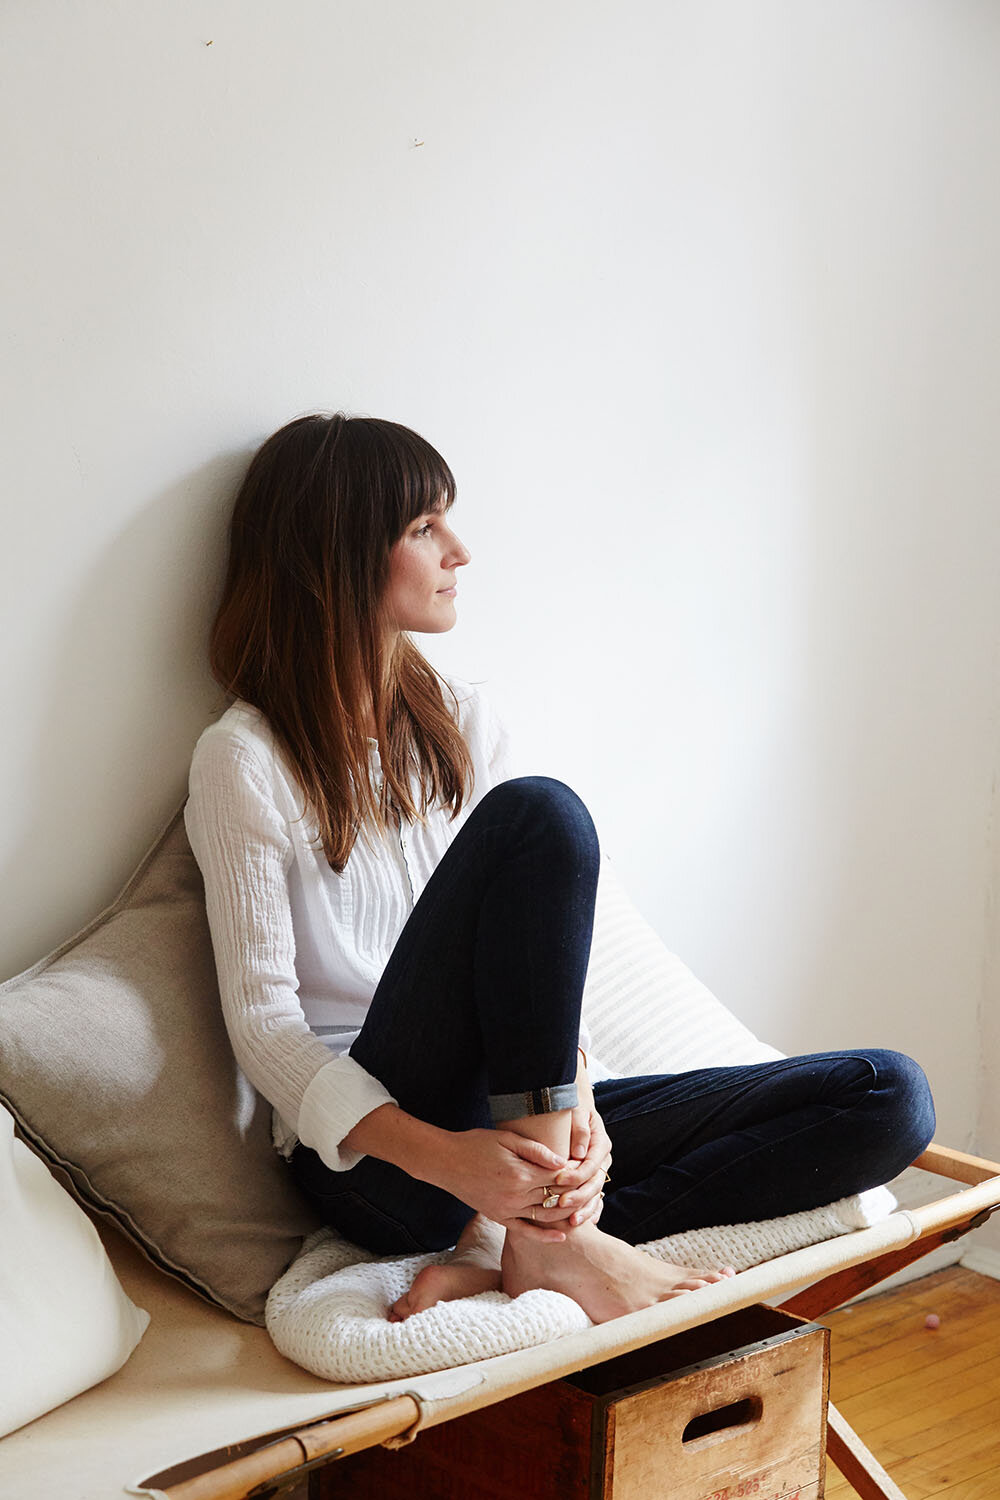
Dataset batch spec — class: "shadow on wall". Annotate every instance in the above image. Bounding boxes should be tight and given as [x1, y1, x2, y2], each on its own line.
[1, 449, 250, 980]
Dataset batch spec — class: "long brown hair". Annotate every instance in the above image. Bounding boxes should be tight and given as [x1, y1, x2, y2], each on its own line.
[209, 413, 473, 870]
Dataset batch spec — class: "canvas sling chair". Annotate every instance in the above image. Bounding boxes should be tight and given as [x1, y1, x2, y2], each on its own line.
[1, 817, 997, 1500]
[0, 1151, 994, 1499]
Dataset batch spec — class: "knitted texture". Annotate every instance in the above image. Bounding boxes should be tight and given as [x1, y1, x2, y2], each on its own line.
[638, 1184, 896, 1271]
[265, 1232, 590, 1382]
[265, 1185, 896, 1382]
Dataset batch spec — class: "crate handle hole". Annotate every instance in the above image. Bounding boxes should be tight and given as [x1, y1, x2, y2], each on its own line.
[682, 1396, 763, 1445]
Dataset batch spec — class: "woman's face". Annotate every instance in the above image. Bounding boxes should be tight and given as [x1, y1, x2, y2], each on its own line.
[384, 505, 471, 635]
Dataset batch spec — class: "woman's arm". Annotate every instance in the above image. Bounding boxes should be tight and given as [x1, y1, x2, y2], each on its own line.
[186, 725, 396, 1172]
[343, 1051, 609, 1231]
[343, 1101, 590, 1233]
[189, 711, 607, 1218]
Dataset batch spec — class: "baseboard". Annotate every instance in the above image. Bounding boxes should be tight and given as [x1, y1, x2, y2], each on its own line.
[959, 1244, 1000, 1281]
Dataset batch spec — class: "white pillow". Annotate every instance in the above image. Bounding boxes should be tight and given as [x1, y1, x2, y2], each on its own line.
[0, 1104, 150, 1438]
[583, 860, 783, 1078]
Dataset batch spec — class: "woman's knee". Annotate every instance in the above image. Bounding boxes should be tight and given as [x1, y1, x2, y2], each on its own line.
[482, 776, 599, 863]
[868, 1049, 936, 1159]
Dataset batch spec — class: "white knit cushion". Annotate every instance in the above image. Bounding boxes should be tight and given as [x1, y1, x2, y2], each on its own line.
[265, 1232, 590, 1383]
[639, 1185, 897, 1271]
[266, 1186, 896, 1383]
[0, 1103, 149, 1438]
[583, 860, 783, 1076]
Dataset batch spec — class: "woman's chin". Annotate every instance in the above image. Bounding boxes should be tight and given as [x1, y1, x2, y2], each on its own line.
[412, 608, 459, 634]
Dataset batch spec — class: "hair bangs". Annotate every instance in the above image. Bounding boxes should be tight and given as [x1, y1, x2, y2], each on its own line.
[382, 421, 457, 534]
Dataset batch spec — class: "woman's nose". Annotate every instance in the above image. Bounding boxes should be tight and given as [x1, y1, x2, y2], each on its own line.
[447, 532, 471, 568]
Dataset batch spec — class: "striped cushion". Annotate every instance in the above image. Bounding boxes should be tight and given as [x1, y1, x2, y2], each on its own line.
[583, 860, 782, 1078]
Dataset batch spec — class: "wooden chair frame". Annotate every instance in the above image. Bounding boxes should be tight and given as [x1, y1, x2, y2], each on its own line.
[159, 1143, 1000, 1500]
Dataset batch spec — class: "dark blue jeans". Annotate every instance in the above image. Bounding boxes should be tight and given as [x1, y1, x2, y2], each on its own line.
[290, 778, 935, 1254]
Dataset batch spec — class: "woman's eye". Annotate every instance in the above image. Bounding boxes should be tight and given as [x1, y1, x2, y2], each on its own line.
[415, 522, 433, 537]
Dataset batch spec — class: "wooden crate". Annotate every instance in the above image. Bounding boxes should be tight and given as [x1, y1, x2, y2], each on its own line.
[313, 1305, 829, 1500]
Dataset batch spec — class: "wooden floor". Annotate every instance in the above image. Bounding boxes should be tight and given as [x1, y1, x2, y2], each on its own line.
[822, 1266, 1000, 1499]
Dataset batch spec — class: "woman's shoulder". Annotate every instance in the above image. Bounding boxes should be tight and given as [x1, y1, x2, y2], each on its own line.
[189, 700, 279, 784]
[441, 674, 496, 734]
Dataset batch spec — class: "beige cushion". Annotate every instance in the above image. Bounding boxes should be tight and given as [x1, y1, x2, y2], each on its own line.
[0, 812, 319, 1326]
[0, 1103, 149, 1438]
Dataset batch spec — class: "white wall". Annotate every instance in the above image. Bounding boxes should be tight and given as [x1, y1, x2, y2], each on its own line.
[3, 4, 998, 1178]
[969, 752, 1000, 1261]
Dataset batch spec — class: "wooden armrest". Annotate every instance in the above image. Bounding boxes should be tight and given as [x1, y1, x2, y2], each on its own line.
[912, 1143, 1000, 1185]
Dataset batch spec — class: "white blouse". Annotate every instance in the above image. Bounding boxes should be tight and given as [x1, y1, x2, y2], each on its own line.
[185, 680, 591, 1172]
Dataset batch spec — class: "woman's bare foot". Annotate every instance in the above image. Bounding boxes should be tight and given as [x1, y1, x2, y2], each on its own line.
[501, 1221, 735, 1324]
[389, 1214, 504, 1322]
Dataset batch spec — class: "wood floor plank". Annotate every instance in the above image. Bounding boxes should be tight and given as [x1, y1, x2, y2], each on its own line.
[892, 1426, 1000, 1492]
[927, 1474, 1000, 1500]
[833, 1352, 1000, 1429]
[831, 1334, 998, 1404]
[859, 1381, 1000, 1459]
[821, 1267, 1000, 1500]
[857, 1380, 1000, 1452]
[827, 1269, 993, 1347]
[829, 1279, 998, 1355]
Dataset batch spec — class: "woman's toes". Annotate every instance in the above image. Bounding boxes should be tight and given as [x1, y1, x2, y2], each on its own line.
[386, 1259, 504, 1323]
[668, 1269, 733, 1294]
[401, 1267, 440, 1315]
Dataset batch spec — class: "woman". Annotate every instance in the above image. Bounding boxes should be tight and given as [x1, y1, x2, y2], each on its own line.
[186, 412, 935, 1325]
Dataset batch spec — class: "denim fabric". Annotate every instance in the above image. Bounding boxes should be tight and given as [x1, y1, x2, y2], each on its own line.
[290, 776, 601, 1253]
[289, 778, 936, 1256]
[348, 777, 600, 1124]
[593, 1050, 935, 1244]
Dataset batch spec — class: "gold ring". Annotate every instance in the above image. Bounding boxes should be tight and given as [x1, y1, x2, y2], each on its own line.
[529, 1207, 536, 1222]
[542, 1193, 560, 1209]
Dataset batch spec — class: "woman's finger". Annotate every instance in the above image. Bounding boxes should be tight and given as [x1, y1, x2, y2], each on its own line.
[555, 1189, 605, 1230]
[553, 1155, 612, 1212]
[504, 1216, 567, 1243]
[580, 1192, 605, 1227]
[500, 1131, 567, 1173]
[554, 1137, 612, 1192]
[569, 1106, 591, 1162]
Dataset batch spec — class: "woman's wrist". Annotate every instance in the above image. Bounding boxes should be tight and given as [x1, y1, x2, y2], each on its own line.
[341, 1103, 451, 1184]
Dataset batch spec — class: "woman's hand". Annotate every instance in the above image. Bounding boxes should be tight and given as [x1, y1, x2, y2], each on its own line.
[430, 1128, 573, 1241]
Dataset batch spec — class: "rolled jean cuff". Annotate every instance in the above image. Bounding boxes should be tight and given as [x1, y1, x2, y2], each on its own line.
[489, 1082, 579, 1123]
